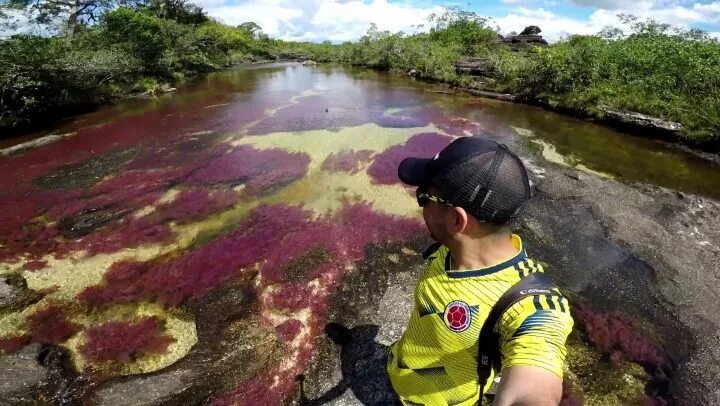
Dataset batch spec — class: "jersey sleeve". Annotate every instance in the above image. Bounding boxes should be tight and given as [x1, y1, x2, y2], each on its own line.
[497, 292, 573, 378]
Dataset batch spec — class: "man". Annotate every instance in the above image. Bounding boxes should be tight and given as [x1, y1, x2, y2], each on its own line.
[387, 137, 573, 406]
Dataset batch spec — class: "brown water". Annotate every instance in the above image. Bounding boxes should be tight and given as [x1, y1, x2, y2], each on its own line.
[0, 63, 717, 403]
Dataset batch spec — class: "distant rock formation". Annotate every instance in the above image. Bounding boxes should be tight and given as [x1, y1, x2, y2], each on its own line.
[502, 26, 549, 50]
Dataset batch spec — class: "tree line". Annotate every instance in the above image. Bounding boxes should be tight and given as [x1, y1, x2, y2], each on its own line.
[0, 0, 275, 132]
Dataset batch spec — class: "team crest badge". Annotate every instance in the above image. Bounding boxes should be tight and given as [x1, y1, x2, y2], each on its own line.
[444, 300, 472, 332]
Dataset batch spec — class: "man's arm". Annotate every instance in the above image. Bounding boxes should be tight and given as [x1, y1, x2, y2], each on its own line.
[494, 292, 573, 406]
[492, 365, 562, 406]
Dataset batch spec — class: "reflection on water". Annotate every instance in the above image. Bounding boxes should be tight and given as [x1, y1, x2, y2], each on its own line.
[0, 63, 717, 403]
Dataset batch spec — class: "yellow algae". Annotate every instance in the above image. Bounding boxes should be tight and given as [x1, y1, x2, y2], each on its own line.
[23, 244, 176, 300]
[511, 126, 535, 137]
[0, 310, 31, 337]
[232, 122, 441, 170]
[265, 169, 419, 218]
[531, 139, 571, 167]
[66, 302, 197, 376]
[0, 261, 26, 275]
[530, 139, 614, 179]
[171, 200, 259, 248]
[575, 164, 614, 179]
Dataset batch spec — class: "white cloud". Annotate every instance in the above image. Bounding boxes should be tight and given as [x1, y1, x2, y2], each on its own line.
[205, 0, 304, 36]
[203, 0, 442, 42]
[306, 0, 443, 41]
[494, 2, 720, 42]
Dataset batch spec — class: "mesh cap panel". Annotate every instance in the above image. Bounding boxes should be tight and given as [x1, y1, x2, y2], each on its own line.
[432, 148, 531, 225]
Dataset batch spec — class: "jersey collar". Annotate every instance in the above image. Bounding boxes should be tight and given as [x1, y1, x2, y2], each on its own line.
[444, 234, 527, 278]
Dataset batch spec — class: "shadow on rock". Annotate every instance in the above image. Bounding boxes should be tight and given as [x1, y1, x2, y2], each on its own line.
[300, 322, 398, 406]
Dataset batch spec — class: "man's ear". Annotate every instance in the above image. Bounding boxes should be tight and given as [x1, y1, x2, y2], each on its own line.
[449, 207, 469, 234]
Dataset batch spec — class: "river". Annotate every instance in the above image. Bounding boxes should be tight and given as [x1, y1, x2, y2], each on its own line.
[1, 63, 718, 405]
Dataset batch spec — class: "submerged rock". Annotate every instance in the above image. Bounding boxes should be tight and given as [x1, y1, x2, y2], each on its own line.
[599, 105, 684, 135]
[0, 133, 74, 157]
[0, 344, 48, 401]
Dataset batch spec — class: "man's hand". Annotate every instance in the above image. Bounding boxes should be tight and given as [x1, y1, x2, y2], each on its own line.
[492, 365, 562, 406]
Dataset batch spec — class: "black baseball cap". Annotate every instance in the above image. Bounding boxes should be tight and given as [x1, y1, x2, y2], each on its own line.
[398, 137, 532, 225]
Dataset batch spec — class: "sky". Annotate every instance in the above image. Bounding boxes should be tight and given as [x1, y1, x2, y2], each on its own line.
[192, 0, 720, 42]
[3, 0, 720, 41]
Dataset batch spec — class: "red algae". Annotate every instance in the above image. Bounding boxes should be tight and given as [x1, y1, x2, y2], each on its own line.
[81, 317, 175, 363]
[191, 145, 311, 195]
[276, 319, 302, 343]
[0, 335, 31, 354]
[573, 303, 667, 369]
[80, 202, 421, 308]
[573, 302, 672, 404]
[153, 187, 240, 224]
[211, 367, 297, 406]
[27, 305, 79, 345]
[321, 150, 374, 174]
[23, 260, 48, 271]
[366, 132, 453, 185]
[64, 216, 174, 256]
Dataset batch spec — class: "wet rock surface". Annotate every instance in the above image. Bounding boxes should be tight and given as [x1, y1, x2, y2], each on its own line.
[0, 344, 47, 401]
[0, 275, 43, 313]
[514, 145, 719, 404]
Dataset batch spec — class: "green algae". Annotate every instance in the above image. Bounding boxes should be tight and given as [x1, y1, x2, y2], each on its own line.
[565, 333, 649, 405]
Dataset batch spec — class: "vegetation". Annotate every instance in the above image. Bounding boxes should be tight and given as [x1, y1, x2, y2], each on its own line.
[1, 3, 719, 144]
[282, 11, 720, 144]
[0, 0, 274, 131]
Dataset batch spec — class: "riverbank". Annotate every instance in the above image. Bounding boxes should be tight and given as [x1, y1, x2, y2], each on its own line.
[283, 11, 720, 151]
[0, 4, 276, 137]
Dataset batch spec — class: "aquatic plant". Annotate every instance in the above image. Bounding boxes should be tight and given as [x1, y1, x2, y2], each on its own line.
[367, 132, 453, 184]
[65, 215, 174, 256]
[321, 150, 374, 174]
[191, 145, 311, 195]
[23, 260, 48, 271]
[573, 303, 667, 369]
[275, 319, 302, 343]
[80, 316, 176, 363]
[573, 302, 671, 403]
[27, 304, 79, 344]
[80, 202, 421, 307]
[0, 336, 31, 354]
[153, 187, 240, 224]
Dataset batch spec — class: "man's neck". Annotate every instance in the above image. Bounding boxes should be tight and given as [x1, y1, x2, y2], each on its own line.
[447, 233, 518, 271]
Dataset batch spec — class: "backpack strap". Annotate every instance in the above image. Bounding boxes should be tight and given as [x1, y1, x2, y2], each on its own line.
[477, 272, 558, 398]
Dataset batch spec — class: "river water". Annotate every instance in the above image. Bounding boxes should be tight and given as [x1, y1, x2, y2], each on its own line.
[0, 63, 718, 404]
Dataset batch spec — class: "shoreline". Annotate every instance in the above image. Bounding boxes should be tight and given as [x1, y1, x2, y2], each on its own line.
[2, 61, 719, 166]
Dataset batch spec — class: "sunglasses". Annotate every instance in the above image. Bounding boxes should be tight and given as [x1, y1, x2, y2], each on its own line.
[416, 188, 454, 208]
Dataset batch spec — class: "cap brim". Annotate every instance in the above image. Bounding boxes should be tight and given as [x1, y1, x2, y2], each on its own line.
[398, 157, 431, 186]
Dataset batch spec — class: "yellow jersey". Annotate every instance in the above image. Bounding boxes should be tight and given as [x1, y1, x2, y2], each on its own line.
[387, 235, 573, 406]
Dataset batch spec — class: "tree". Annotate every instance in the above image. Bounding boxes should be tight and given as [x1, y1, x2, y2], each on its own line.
[1, 0, 128, 40]
[141, 0, 207, 25]
[238, 21, 261, 38]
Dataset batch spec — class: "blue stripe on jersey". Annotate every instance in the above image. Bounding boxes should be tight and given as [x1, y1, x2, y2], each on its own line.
[445, 249, 528, 278]
[511, 310, 564, 339]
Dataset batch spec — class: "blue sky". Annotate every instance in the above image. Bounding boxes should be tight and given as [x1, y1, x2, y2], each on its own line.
[4, 0, 720, 41]
[191, 0, 720, 42]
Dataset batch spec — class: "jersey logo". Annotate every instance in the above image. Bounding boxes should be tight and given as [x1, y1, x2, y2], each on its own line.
[444, 301, 472, 333]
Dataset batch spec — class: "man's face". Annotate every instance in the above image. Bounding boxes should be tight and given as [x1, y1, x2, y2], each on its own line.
[421, 185, 451, 244]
